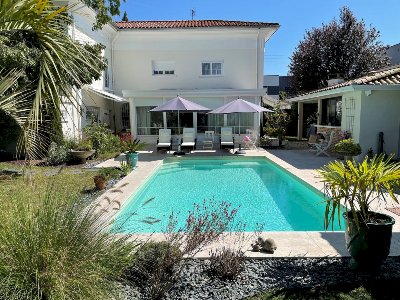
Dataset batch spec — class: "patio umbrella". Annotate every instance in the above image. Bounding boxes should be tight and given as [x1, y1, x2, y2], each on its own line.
[150, 96, 210, 135]
[209, 98, 273, 154]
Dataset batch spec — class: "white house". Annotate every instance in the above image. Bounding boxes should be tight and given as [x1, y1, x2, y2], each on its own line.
[62, 3, 279, 145]
[289, 66, 400, 160]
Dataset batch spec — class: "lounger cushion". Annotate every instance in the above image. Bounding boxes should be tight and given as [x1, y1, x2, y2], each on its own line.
[157, 142, 171, 147]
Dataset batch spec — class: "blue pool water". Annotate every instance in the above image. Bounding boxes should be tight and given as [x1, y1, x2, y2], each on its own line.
[113, 157, 344, 233]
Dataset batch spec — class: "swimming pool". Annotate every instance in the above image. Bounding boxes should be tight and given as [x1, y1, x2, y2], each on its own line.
[113, 157, 344, 233]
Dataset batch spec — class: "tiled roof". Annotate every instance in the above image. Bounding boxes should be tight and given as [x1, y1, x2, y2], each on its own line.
[114, 20, 279, 30]
[297, 65, 400, 97]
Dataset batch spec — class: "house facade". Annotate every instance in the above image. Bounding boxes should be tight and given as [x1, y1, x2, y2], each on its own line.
[62, 2, 279, 144]
[289, 66, 400, 160]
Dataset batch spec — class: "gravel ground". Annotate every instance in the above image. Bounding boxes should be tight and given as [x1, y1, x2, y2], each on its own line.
[119, 257, 400, 300]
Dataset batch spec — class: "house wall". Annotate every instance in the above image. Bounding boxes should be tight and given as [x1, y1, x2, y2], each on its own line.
[341, 91, 362, 144]
[359, 90, 400, 158]
[113, 30, 264, 93]
[61, 5, 119, 136]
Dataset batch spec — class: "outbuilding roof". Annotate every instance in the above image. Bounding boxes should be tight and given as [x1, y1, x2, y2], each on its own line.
[296, 65, 400, 98]
[114, 20, 279, 30]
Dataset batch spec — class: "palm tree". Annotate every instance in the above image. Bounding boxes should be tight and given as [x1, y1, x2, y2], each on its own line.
[0, 0, 104, 160]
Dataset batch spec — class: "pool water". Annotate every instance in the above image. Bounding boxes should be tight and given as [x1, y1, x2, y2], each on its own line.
[113, 157, 344, 233]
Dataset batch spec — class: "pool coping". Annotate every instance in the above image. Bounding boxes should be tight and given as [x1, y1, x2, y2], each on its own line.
[93, 149, 400, 258]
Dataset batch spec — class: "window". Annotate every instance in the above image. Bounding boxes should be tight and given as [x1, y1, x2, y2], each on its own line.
[136, 106, 163, 135]
[121, 103, 130, 130]
[201, 62, 223, 76]
[152, 61, 175, 75]
[104, 70, 110, 88]
[321, 97, 342, 126]
[86, 106, 99, 125]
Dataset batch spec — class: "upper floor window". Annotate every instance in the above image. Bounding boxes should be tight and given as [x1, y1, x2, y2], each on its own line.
[152, 61, 175, 75]
[201, 61, 223, 76]
[104, 70, 110, 88]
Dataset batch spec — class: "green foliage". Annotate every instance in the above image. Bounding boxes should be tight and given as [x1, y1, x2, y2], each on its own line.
[289, 7, 390, 93]
[264, 106, 290, 142]
[0, 181, 136, 299]
[119, 160, 133, 176]
[318, 155, 400, 230]
[122, 11, 128, 21]
[127, 241, 182, 282]
[0, 109, 20, 149]
[121, 137, 146, 153]
[74, 139, 93, 151]
[0, 0, 106, 161]
[83, 121, 121, 157]
[82, 0, 127, 30]
[334, 138, 362, 155]
[97, 167, 122, 180]
[209, 247, 245, 279]
[46, 142, 68, 165]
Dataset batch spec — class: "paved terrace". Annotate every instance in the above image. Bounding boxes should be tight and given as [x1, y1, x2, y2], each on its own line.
[93, 147, 400, 258]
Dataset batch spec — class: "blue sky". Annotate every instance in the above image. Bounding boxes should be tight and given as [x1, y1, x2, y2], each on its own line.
[115, 0, 399, 76]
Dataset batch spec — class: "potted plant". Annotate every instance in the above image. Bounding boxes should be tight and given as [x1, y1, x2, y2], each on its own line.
[93, 167, 122, 190]
[120, 137, 146, 168]
[334, 138, 362, 161]
[318, 155, 400, 271]
[69, 139, 95, 164]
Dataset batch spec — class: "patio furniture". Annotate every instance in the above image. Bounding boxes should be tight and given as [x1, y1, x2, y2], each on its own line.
[313, 131, 334, 156]
[243, 129, 257, 150]
[156, 129, 172, 151]
[180, 127, 196, 151]
[220, 127, 235, 149]
[203, 131, 214, 150]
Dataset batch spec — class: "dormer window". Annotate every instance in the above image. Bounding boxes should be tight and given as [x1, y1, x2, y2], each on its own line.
[153, 61, 175, 75]
[201, 61, 223, 76]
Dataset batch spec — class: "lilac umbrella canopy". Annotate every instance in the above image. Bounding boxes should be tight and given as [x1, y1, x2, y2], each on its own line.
[209, 98, 273, 114]
[209, 98, 272, 134]
[150, 96, 210, 112]
[150, 96, 210, 135]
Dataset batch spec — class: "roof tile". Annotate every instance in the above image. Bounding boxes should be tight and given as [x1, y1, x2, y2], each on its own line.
[114, 20, 279, 30]
[296, 65, 400, 97]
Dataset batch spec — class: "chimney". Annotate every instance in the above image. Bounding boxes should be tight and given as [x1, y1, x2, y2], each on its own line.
[327, 73, 345, 86]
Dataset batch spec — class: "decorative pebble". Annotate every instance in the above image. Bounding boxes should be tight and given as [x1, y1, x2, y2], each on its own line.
[119, 257, 400, 300]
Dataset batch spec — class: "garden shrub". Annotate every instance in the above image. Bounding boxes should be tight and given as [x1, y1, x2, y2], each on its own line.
[126, 241, 182, 300]
[46, 142, 68, 165]
[98, 167, 123, 180]
[209, 247, 245, 279]
[0, 185, 136, 300]
[127, 241, 182, 281]
[83, 121, 121, 157]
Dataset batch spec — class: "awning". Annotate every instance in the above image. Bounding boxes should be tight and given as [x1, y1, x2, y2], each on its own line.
[84, 86, 128, 102]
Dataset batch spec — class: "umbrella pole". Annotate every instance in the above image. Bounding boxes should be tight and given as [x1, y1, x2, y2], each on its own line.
[235, 112, 246, 155]
[174, 109, 185, 155]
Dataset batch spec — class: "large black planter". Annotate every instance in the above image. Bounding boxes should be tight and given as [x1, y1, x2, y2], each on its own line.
[344, 211, 395, 271]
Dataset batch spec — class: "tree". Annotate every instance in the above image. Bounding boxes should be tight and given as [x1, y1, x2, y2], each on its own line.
[83, 0, 126, 30]
[289, 7, 390, 93]
[264, 106, 291, 146]
[122, 10, 128, 22]
[0, 0, 105, 160]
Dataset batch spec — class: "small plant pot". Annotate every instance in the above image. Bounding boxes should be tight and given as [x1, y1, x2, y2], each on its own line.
[93, 175, 107, 190]
[126, 152, 139, 168]
[344, 211, 395, 271]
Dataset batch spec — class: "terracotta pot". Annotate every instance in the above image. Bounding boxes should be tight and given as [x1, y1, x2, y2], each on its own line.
[93, 175, 106, 190]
